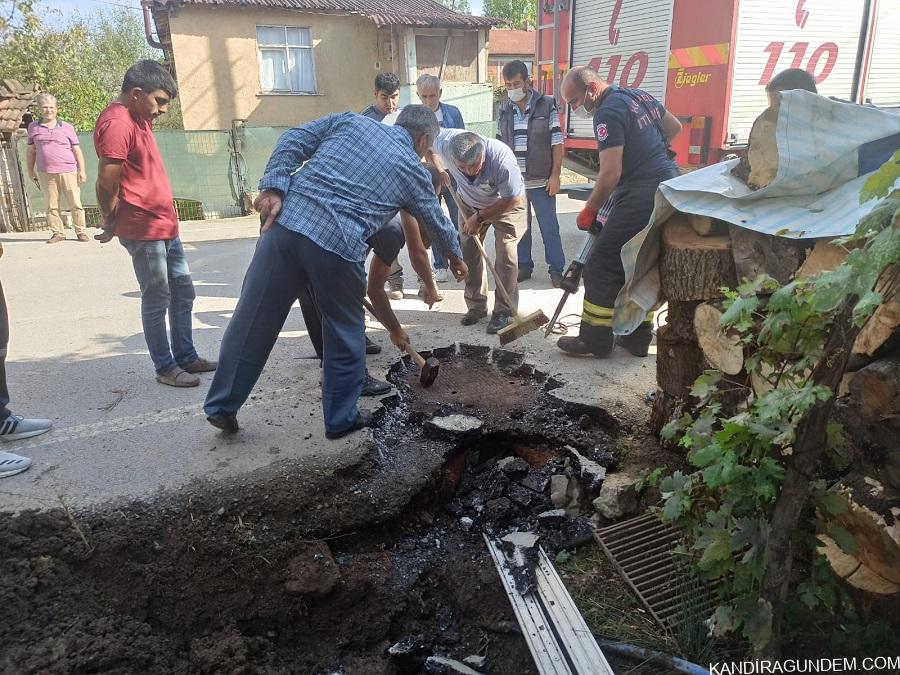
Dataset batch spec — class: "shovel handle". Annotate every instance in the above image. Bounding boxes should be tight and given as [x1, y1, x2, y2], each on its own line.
[406, 345, 426, 368]
[446, 185, 518, 316]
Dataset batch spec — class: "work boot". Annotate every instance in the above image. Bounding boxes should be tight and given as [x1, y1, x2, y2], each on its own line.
[517, 268, 533, 283]
[361, 373, 391, 397]
[460, 309, 488, 326]
[365, 336, 382, 355]
[46, 233, 65, 244]
[0, 414, 52, 442]
[207, 412, 239, 434]
[616, 323, 654, 357]
[0, 451, 32, 478]
[325, 410, 373, 440]
[388, 276, 404, 300]
[180, 357, 218, 373]
[550, 270, 564, 288]
[486, 312, 510, 334]
[557, 335, 613, 358]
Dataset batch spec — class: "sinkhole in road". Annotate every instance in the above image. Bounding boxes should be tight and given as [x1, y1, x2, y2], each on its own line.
[1, 345, 625, 675]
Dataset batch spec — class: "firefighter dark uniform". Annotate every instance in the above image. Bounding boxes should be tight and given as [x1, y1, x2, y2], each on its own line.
[558, 86, 678, 357]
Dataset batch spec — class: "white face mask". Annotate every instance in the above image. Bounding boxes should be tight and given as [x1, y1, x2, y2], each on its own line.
[507, 87, 527, 103]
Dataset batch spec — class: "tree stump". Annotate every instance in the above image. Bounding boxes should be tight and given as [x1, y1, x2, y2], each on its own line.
[687, 213, 729, 237]
[746, 106, 779, 189]
[854, 264, 900, 356]
[657, 301, 706, 398]
[847, 356, 900, 421]
[693, 302, 744, 375]
[660, 215, 737, 302]
[818, 475, 900, 596]
[729, 224, 808, 286]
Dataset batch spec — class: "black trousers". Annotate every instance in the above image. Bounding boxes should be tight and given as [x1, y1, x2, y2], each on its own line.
[579, 177, 670, 346]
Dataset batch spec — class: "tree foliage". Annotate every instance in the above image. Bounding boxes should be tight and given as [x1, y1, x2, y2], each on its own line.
[435, 0, 471, 14]
[483, 0, 536, 29]
[0, 0, 181, 130]
[658, 152, 900, 655]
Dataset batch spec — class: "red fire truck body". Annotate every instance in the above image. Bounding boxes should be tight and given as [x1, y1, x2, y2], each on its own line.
[535, 0, 899, 166]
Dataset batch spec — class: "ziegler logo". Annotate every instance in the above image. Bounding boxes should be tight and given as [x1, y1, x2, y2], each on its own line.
[608, 0, 623, 45]
[795, 0, 810, 28]
[674, 69, 712, 88]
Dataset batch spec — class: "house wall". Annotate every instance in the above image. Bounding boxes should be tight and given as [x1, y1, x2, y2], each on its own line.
[166, 6, 384, 130]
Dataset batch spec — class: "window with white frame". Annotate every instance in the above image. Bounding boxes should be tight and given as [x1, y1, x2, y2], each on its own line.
[256, 26, 317, 94]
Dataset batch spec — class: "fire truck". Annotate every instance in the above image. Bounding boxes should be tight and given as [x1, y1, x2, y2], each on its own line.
[535, 0, 900, 167]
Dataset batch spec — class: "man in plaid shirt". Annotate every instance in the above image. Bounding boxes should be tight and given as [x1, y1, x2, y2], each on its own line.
[204, 106, 467, 439]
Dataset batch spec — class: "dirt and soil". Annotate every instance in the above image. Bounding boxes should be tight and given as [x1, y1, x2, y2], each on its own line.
[1, 348, 679, 675]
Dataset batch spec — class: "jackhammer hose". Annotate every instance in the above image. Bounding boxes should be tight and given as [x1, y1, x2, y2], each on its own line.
[593, 636, 711, 675]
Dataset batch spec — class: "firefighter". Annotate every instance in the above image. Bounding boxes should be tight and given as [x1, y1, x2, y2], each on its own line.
[557, 66, 682, 357]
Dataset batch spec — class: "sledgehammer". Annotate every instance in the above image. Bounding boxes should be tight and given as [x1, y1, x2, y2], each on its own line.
[361, 297, 440, 388]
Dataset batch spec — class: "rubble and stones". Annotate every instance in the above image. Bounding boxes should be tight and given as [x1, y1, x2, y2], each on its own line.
[593, 472, 639, 520]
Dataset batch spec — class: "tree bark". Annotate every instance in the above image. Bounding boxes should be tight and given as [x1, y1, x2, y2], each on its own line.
[847, 356, 900, 421]
[660, 215, 737, 302]
[729, 224, 808, 286]
[657, 301, 707, 398]
[757, 300, 862, 658]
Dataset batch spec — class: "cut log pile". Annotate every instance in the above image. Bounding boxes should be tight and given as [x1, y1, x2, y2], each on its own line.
[654, 105, 900, 598]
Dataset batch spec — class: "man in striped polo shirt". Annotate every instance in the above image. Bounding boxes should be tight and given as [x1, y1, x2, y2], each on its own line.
[497, 60, 566, 288]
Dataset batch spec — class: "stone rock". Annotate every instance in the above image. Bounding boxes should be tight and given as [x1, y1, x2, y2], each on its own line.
[565, 445, 607, 495]
[497, 456, 529, 480]
[459, 516, 474, 532]
[507, 484, 536, 507]
[463, 655, 487, 669]
[424, 656, 485, 674]
[537, 509, 567, 526]
[483, 497, 516, 525]
[387, 636, 431, 671]
[550, 474, 569, 508]
[426, 414, 484, 433]
[592, 473, 638, 520]
[521, 471, 550, 493]
[284, 541, 340, 596]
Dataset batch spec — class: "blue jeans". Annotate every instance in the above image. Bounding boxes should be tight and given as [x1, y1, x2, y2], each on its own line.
[120, 237, 198, 375]
[432, 186, 460, 270]
[204, 223, 366, 434]
[518, 186, 566, 274]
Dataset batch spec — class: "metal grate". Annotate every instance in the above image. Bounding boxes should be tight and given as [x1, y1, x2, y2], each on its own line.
[594, 512, 715, 633]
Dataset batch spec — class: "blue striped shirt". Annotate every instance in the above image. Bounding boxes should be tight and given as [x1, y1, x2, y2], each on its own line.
[259, 112, 462, 263]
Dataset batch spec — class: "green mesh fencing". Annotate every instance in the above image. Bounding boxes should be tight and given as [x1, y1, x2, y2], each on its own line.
[18, 120, 496, 229]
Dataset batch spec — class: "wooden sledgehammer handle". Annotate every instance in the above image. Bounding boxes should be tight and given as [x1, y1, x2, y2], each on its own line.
[405, 345, 427, 368]
[361, 295, 427, 366]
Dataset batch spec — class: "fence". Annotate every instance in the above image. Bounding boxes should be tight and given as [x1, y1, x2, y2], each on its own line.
[15, 119, 498, 230]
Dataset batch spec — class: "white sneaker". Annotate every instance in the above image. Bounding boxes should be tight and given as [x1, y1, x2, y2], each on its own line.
[0, 451, 32, 478]
[434, 268, 449, 283]
[0, 414, 52, 441]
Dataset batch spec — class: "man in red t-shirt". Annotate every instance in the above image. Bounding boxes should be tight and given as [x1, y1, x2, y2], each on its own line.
[94, 60, 216, 387]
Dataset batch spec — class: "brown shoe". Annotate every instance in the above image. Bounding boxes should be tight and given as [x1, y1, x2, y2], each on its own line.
[76, 233, 90, 242]
[180, 357, 218, 374]
[46, 234, 65, 244]
[156, 367, 200, 387]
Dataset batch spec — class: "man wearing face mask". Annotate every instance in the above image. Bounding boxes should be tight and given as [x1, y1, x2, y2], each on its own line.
[557, 66, 681, 358]
[497, 60, 566, 287]
[431, 130, 526, 334]
[204, 106, 465, 439]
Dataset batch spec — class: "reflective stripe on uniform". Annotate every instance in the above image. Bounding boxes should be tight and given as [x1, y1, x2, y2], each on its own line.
[583, 300, 614, 326]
